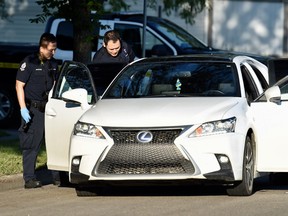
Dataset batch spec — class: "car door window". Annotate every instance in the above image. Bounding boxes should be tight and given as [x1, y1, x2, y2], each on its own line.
[249, 64, 269, 91]
[114, 23, 173, 58]
[57, 21, 100, 51]
[241, 65, 259, 103]
[87, 62, 126, 96]
[54, 62, 97, 104]
[279, 81, 288, 101]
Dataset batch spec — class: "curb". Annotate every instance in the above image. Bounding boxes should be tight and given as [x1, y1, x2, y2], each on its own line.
[0, 130, 59, 191]
[0, 173, 23, 191]
[0, 129, 22, 191]
[0, 130, 58, 191]
[0, 168, 56, 192]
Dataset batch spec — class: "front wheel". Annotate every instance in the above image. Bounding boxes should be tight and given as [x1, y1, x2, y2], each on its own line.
[226, 136, 254, 196]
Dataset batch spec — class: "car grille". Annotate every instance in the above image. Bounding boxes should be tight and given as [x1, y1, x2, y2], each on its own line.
[96, 128, 195, 176]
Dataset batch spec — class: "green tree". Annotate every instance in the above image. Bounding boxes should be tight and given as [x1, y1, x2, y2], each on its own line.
[151, 0, 207, 24]
[1, 0, 207, 63]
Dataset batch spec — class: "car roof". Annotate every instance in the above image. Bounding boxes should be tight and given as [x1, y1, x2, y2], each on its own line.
[46, 13, 163, 29]
[134, 54, 242, 64]
[100, 12, 167, 22]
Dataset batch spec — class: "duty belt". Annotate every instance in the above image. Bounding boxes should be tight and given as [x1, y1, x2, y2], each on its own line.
[26, 99, 47, 112]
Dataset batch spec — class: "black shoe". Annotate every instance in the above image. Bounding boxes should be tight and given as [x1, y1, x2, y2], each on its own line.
[25, 179, 42, 189]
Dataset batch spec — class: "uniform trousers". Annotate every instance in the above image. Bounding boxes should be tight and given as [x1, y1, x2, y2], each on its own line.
[18, 106, 44, 182]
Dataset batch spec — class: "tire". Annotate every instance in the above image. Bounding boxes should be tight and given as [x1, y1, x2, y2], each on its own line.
[226, 136, 254, 196]
[0, 89, 20, 128]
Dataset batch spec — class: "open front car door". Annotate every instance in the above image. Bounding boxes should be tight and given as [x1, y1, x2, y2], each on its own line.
[251, 75, 288, 172]
[45, 61, 97, 171]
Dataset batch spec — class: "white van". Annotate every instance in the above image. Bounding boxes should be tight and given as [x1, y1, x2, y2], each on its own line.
[46, 13, 213, 62]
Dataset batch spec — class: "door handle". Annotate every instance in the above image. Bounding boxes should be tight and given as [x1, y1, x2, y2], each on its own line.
[45, 108, 57, 117]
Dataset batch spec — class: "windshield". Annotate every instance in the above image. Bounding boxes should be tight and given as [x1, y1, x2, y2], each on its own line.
[149, 19, 209, 50]
[103, 61, 240, 99]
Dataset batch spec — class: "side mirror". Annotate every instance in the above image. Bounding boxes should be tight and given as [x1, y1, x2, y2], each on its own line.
[264, 86, 281, 104]
[62, 88, 90, 109]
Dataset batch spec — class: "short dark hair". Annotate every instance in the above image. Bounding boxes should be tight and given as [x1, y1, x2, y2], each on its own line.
[39, 33, 57, 48]
[103, 30, 121, 45]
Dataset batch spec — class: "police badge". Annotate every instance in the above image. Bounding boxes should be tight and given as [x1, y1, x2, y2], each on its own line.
[20, 62, 26, 71]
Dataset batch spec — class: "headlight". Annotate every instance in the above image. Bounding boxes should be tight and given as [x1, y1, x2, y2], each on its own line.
[74, 122, 105, 139]
[189, 117, 236, 137]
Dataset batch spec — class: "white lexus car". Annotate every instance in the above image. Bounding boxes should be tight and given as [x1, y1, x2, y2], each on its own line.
[45, 54, 288, 196]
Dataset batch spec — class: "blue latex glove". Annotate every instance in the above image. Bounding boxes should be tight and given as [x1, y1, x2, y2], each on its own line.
[20, 107, 31, 123]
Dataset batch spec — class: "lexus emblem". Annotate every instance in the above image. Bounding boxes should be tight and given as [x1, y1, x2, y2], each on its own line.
[136, 131, 153, 143]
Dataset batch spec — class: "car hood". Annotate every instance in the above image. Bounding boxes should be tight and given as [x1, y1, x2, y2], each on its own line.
[80, 97, 241, 127]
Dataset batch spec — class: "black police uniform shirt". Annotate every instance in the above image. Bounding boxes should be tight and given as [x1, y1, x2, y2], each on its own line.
[92, 41, 135, 63]
[16, 53, 58, 102]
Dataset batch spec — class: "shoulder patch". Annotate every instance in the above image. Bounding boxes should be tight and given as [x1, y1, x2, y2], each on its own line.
[20, 62, 26, 71]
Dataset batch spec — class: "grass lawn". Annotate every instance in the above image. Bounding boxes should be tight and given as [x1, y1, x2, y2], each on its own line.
[0, 132, 47, 177]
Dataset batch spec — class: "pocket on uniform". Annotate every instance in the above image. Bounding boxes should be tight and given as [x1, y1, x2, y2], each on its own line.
[18, 127, 34, 150]
[38, 102, 47, 112]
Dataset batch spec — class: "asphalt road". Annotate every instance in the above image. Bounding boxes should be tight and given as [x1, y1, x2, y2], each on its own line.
[1, 130, 288, 216]
[1, 172, 288, 216]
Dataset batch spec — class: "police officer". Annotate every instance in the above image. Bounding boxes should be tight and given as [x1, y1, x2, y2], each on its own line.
[92, 30, 135, 64]
[15, 33, 59, 189]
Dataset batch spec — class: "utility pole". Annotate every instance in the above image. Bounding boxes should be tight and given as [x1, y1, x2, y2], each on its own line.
[284, 0, 288, 56]
[207, 0, 213, 48]
[142, 0, 147, 58]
